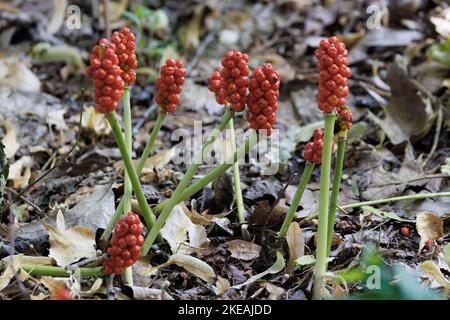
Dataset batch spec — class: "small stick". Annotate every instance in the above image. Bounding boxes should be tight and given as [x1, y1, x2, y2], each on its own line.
[65, 253, 107, 271]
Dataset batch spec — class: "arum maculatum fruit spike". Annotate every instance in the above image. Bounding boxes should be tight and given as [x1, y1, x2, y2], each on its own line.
[155, 59, 186, 113]
[245, 63, 280, 136]
[87, 38, 125, 114]
[339, 105, 352, 130]
[111, 27, 138, 86]
[208, 50, 250, 112]
[304, 128, 335, 164]
[315, 36, 351, 114]
[102, 212, 144, 275]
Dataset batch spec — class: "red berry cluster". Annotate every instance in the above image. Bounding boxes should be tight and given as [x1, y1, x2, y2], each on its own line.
[155, 59, 186, 113]
[102, 212, 144, 275]
[111, 27, 138, 86]
[314, 36, 351, 114]
[339, 106, 352, 130]
[207, 50, 249, 112]
[304, 128, 335, 164]
[87, 39, 125, 114]
[245, 64, 280, 136]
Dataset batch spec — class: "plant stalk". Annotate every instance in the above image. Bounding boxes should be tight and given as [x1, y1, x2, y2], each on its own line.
[228, 118, 245, 223]
[278, 162, 315, 240]
[141, 107, 235, 255]
[326, 129, 347, 256]
[106, 111, 156, 230]
[20, 264, 105, 277]
[122, 87, 133, 285]
[313, 111, 336, 299]
[100, 111, 166, 242]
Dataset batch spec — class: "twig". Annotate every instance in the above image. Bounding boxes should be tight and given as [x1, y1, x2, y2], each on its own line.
[424, 106, 443, 168]
[6, 187, 43, 214]
[2, 90, 85, 215]
[65, 253, 108, 271]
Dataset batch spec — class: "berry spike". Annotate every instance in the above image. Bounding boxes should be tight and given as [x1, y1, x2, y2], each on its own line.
[87, 39, 124, 114]
[155, 59, 186, 113]
[102, 212, 145, 275]
[303, 128, 335, 165]
[111, 27, 138, 86]
[245, 63, 280, 136]
[315, 36, 351, 114]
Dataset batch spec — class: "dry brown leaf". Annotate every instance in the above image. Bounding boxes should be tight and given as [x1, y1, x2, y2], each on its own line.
[0, 254, 23, 292]
[226, 239, 261, 261]
[416, 212, 443, 251]
[261, 281, 286, 300]
[286, 222, 305, 273]
[160, 253, 216, 282]
[248, 199, 288, 226]
[8, 155, 32, 189]
[0, 56, 41, 92]
[40, 276, 67, 296]
[45, 210, 96, 267]
[214, 276, 231, 296]
[1, 120, 20, 159]
[115, 146, 176, 174]
[421, 261, 450, 289]
[81, 106, 110, 135]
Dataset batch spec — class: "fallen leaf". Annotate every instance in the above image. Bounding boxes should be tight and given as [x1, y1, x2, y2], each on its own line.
[295, 255, 316, 267]
[0, 56, 41, 92]
[248, 199, 287, 226]
[177, 4, 204, 51]
[45, 210, 96, 267]
[416, 212, 443, 251]
[0, 254, 23, 292]
[46, 0, 67, 35]
[81, 106, 111, 135]
[1, 120, 20, 159]
[226, 239, 261, 261]
[115, 146, 176, 174]
[232, 252, 285, 290]
[421, 261, 450, 289]
[161, 253, 216, 282]
[123, 285, 172, 300]
[261, 281, 285, 300]
[286, 222, 305, 273]
[214, 276, 231, 296]
[362, 206, 404, 222]
[8, 155, 32, 189]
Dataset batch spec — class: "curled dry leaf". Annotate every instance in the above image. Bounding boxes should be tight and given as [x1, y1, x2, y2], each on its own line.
[160, 253, 216, 282]
[286, 222, 305, 273]
[45, 210, 96, 267]
[226, 239, 261, 261]
[46, 0, 67, 35]
[214, 276, 231, 296]
[81, 106, 111, 136]
[248, 199, 288, 226]
[421, 261, 450, 289]
[416, 212, 443, 251]
[232, 252, 285, 290]
[8, 155, 32, 189]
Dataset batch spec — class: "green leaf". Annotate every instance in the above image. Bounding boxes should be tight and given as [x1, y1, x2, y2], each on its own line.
[295, 255, 316, 267]
[426, 37, 450, 68]
[362, 205, 404, 221]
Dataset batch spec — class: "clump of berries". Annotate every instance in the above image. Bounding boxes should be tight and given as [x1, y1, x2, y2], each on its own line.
[246, 64, 280, 136]
[102, 212, 145, 275]
[314, 36, 351, 114]
[111, 27, 138, 86]
[155, 59, 186, 113]
[87, 38, 124, 114]
[208, 50, 250, 112]
[339, 106, 353, 130]
[304, 128, 335, 164]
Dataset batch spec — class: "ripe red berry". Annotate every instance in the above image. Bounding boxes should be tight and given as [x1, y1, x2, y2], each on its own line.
[315, 37, 351, 114]
[53, 288, 72, 300]
[400, 226, 410, 237]
[424, 240, 433, 248]
[155, 59, 185, 112]
[102, 212, 145, 275]
[111, 27, 137, 86]
[87, 39, 124, 113]
[303, 128, 335, 165]
[245, 64, 280, 136]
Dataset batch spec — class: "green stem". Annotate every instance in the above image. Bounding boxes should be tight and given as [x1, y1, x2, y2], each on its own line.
[20, 264, 105, 277]
[141, 107, 235, 255]
[100, 111, 166, 242]
[106, 111, 156, 231]
[278, 162, 315, 240]
[123, 87, 133, 285]
[229, 119, 245, 223]
[155, 130, 259, 215]
[313, 111, 336, 299]
[326, 130, 347, 256]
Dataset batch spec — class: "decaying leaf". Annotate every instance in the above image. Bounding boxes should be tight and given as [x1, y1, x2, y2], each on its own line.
[115, 146, 176, 174]
[1, 120, 20, 159]
[45, 210, 96, 267]
[248, 199, 288, 226]
[8, 155, 32, 189]
[260, 281, 286, 300]
[416, 212, 443, 251]
[286, 222, 305, 273]
[421, 261, 450, 289]
[160, 253, 216, 282]
[123, 285, 172, 300]
[226, 239, 261, 261]
[81, 106, 111, 135]
[46, 0, 67, 35]
[0, 254, 24, 292]
[0, 56, 41, 92]
[295, 255, 316, 267]
[214, 276, 231, 296]
[232, 252, 285, 290]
